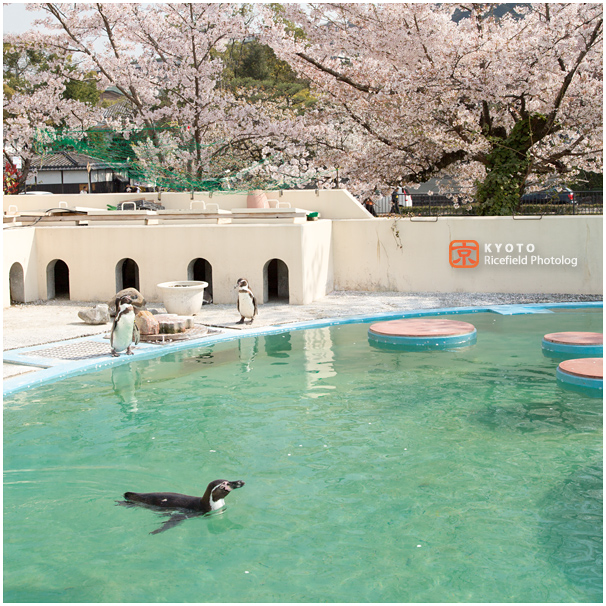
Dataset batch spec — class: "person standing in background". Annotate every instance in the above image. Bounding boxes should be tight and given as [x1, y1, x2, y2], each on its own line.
[363, 197, 378, 216]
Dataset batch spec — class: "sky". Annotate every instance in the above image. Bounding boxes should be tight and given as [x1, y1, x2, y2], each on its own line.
[3, 2, 46, 35]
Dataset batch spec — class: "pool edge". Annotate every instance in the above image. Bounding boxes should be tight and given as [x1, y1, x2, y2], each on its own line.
[3, 301, 603, 397]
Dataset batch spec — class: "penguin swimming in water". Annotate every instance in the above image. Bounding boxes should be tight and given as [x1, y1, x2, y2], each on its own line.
[110, 295, 138, 357]
[235, 278, 257, 325]
[120, 479, 245, 534]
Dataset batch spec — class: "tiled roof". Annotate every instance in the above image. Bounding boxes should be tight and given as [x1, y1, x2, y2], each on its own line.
[31, 151, 124, 171]
[102, 100, 134, 120]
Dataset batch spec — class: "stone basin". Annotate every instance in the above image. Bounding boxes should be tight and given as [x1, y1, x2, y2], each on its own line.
[157, 281, 208, 316]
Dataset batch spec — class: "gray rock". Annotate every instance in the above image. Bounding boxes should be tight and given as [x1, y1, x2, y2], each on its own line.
[78, 304, 110, 325]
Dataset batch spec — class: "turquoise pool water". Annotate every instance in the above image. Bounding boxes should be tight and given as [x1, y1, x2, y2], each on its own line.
[3, 311, 602, 602]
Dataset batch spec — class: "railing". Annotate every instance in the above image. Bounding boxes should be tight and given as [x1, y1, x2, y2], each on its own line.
[375, 191, 603, 216]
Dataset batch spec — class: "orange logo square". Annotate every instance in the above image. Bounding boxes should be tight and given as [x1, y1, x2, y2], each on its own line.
[449, 240, 479, 268]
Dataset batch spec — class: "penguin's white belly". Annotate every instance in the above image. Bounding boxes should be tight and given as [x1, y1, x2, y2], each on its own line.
[111, 312, 135, 352]
[238, 293, 256, 318]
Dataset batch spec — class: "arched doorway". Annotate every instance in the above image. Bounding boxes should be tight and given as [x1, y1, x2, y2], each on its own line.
[46, 259, 70, 299]
[264, 258, 289, 303]
[9, 262, 25, 304]
[116, 258, 140, 291]
[188, 258, 213, 300]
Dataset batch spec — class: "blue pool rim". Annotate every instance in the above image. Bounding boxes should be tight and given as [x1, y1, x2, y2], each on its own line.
[368, 327, 477, 350]
[556, 365, 603, 392]
[3, 301, 602, 397]
[542, 338, 603, 357]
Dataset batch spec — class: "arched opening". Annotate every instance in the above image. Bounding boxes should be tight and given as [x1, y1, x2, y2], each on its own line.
[116, 258, 140, 292]
[188, 258, 213, 301]
[46, 259, 70, 300]
[9, 262, 25, 304]
[264, 258, 289, 303]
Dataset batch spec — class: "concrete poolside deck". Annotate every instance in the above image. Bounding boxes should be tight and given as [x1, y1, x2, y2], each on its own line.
[3, 291, 602, 383]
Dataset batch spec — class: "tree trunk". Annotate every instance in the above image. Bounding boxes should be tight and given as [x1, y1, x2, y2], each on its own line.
[17, 158, 31, 193]
[475, 114, 548, 215]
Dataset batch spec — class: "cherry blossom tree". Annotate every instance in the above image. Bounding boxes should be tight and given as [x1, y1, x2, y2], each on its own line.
[268, 3, 603, 213]
[3, 76, 102, 192]
[3, 2, 309, 191]
[5, 3, 602, 208]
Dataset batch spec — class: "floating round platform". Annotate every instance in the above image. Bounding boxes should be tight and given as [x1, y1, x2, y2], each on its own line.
[542, 331, 603, 359]
[368, 318, 476, 351]
[556, 357, 603, 394]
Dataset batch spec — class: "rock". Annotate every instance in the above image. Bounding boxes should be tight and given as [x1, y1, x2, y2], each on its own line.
[157, 317, 188, 334]
[181, 316, 195, 329]
[152, 314, 194, 333]
[159, 319, 187, 334]
[135, 310, 160, 335]
[78, 304, 110, 325]
[108, 288, 146, 315]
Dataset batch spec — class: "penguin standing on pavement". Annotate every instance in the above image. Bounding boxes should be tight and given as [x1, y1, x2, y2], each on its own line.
[110, 295, 138, 356]
[235, 278, 258, 325]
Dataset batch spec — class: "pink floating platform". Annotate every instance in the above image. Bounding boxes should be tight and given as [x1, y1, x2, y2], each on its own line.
[558, 358, 603, 379]
[544, 332, 602, 345]
[368, 318, 476, 350]
[542, 331, 602, 358]
[556, 357, 603, 393]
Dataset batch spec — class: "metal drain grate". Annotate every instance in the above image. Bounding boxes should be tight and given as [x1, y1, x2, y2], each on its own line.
[24, 341, 112, 361]
[16, 327, 223, 363]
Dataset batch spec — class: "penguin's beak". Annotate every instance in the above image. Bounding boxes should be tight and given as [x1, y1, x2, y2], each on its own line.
[228, 480, 245, 490]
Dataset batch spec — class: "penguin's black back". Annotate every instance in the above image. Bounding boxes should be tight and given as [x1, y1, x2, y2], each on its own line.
[124, 491, 205, 512]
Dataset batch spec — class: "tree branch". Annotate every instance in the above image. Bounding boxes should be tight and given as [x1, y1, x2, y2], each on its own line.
[546, 17, 603, 133]
[404, 149, 469, 184]
[295, 52, 377, 93]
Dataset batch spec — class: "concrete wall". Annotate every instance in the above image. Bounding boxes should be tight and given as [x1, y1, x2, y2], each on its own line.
[3, 193, 602, 308]
[3, 227, 39, 306]
[25, 220, 333, 306]
[3, 189, 371, 220]
[332, 216, 602, 294]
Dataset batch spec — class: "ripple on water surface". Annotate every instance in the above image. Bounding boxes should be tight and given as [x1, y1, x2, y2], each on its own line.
[3, 311, 603, 602]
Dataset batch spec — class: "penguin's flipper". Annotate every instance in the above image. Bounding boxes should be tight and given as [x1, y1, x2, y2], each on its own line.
[150, 512, 193, 535]
[132, 323, 140, 346]
[252, 296, 258, 317]
[110, 319, 118, 349]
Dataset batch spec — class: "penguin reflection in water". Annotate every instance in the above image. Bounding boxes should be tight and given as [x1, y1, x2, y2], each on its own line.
[235, 278, 257, 325]
[118, 479, 245, 534]
[110, 295, 140, 357]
